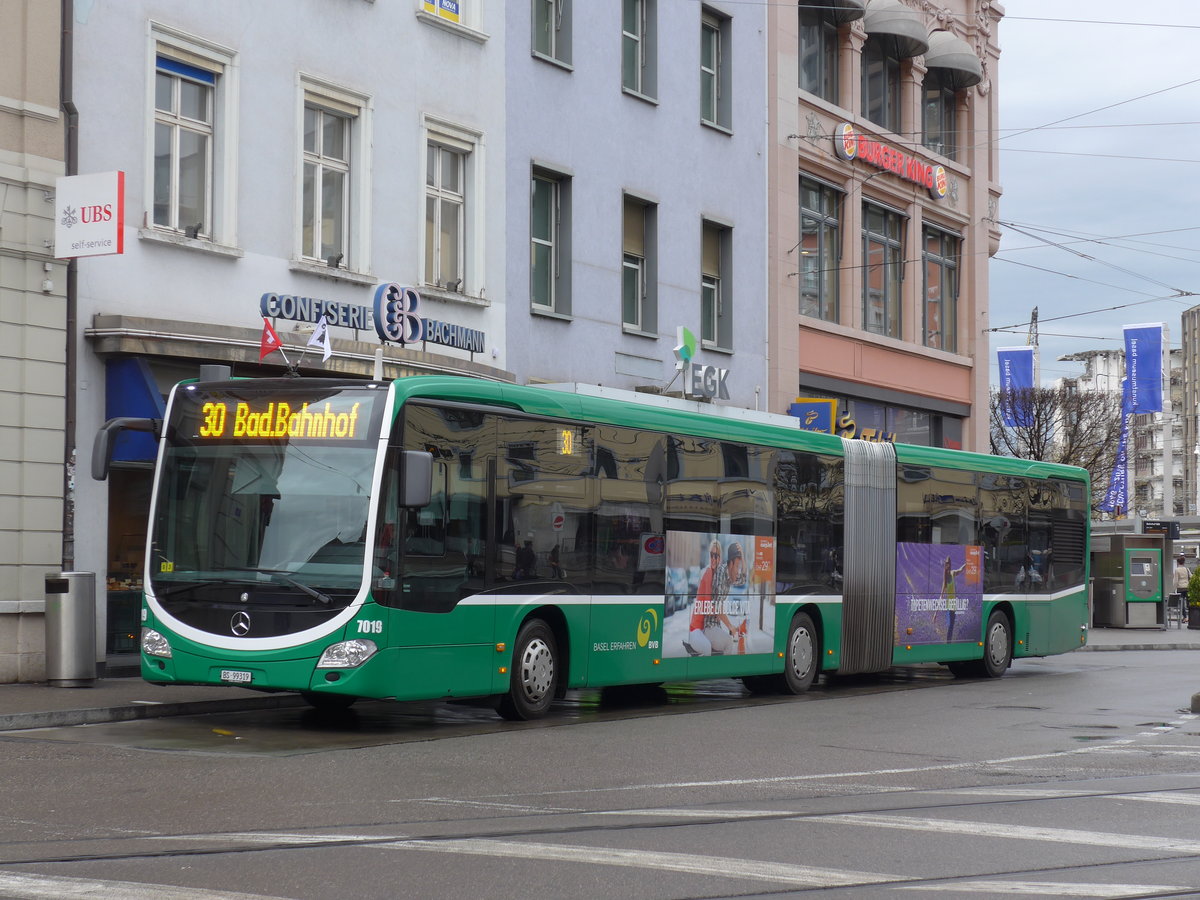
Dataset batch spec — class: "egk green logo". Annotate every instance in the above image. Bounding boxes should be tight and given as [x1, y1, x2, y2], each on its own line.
[636, 608, 660, 650]
[673, 326, 730, 400]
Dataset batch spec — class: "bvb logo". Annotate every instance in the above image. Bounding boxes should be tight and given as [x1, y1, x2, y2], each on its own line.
[372, 282, 426, 345]
[636, 608, 659, 648]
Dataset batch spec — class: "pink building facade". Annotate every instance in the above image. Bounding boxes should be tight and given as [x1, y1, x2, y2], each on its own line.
[767, 0, 1003, 451]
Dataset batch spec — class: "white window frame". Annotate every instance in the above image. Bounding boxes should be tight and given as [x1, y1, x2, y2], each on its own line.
[295, 76, 372, 275]
[622, 0, 656, 100]
[622, 193, 656, 335]
[701, 219, 731, 350]
[145, 23, 238, 250]
[532, 0, 572, 66]
[421, 116, 484, 298]
[415, 0, 489, 42]
[531, 168, 571, 315]
[700, 15, 718, 124]
[700, 8, 732, 131]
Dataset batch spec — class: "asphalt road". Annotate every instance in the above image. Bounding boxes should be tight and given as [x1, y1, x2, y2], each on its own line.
[1, 651, 1199, 899]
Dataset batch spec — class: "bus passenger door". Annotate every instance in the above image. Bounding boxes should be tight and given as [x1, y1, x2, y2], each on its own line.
[391, 403, 496, 699]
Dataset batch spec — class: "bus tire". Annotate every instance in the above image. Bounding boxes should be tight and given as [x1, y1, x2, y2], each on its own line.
[497, 619, 558, 721]
[949, 610, 1012, 679]
[301, 691, 357, 711]
[781, 612, 819, 694]
[979, 609, 1013, 678]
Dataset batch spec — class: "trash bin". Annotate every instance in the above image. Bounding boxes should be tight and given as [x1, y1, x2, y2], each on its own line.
[44, 572, 97, 687]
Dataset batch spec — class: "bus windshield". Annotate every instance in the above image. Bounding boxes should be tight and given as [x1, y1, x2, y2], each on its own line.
[149, 382, 385, 600]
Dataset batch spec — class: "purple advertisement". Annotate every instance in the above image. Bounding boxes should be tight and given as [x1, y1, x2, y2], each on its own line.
[895, 543, 983, 645]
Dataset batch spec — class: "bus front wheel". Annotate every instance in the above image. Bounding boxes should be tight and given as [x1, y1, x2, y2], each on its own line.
[497, 619, 558, 721]
[782, 612, 818, 694]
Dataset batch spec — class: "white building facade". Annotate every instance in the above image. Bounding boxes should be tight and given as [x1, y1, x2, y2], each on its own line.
[66, 0, 510, 676]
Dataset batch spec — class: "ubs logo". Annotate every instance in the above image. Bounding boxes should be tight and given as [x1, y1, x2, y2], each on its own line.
[230, 611, 252, 636]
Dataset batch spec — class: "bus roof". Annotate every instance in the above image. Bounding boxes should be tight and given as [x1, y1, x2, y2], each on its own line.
[388, 375, 1089, 486]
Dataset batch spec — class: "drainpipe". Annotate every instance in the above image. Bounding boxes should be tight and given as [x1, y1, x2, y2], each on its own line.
[61, 0, 78, 569]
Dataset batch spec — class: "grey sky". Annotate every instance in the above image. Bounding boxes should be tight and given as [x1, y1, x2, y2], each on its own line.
[990, 1, 1200, 385]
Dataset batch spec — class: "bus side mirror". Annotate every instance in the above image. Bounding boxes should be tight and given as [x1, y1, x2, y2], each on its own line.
[399, 450, 433, 508]
[92, 417, 161, 481]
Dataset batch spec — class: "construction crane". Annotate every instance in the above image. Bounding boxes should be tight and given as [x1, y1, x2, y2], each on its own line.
[1027, 307, 1039, 383]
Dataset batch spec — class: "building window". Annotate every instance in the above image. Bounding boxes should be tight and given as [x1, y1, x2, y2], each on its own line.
[622, 0, 656, 99]
[862, 203, 904, 339]
[532, 0, 572, 65]
[701, 220, 731, 349]
[923, 225, 960, 352]
[923, 69, 957, 159]
[302, 106, 349, 265]
[700, 9, 731, 129]
[531, 168, 571, 315]
[297, 79, 370, 272]
[153, 57, 214, 236]
[798, 6, 839, 104]
[861, 36, 901, 133]
[149, 28, 236, 246]
[799, 177, 840, 322]
[417, 0, 485, 35]
[425, 142, 465, 290]
[622, 194, 656, 333]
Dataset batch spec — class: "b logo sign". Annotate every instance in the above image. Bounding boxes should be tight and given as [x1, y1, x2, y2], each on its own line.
[373, 283, 426, 345]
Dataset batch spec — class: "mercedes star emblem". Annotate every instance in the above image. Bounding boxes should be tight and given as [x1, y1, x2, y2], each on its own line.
[230, 610, 252, 636]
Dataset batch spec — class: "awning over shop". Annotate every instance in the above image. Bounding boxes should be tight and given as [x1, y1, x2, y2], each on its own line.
[862, 0, 929, 59]
[810, 0, 866, 24]
[924, 30, 983, 90]
[105, 357, 166, 463]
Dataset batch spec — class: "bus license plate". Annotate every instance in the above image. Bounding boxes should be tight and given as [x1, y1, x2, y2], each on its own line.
[220, 669, 252, 684]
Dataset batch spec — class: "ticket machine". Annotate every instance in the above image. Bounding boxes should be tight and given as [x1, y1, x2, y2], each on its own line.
[1091, 534, 1166, 628]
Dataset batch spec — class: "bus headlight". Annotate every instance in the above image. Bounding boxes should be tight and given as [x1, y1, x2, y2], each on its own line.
[316, 639, 377, 669]
[141, 628, 173, 658]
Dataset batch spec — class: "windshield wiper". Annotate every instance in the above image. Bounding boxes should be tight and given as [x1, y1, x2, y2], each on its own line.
[203, 567, 334, 606]
[272, 571, 332, 606]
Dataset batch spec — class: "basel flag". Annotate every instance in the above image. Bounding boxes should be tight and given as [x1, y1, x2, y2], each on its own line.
[1124, 323, 1163, 414]
[260, 317, 283, 360]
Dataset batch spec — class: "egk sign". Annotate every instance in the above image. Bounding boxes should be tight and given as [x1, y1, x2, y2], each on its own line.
[673, 326, 731, 400]
[834, 123, 948, 201]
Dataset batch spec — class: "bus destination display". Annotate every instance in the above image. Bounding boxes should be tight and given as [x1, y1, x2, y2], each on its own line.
[181, 390, 379, 443]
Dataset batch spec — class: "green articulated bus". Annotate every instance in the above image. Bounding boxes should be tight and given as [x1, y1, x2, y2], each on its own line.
[93, 375, 1090, 720]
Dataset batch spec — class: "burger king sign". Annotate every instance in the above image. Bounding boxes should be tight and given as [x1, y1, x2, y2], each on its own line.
[832, 123, 948, 201]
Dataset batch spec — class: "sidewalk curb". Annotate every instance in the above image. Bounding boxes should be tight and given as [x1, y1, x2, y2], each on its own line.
[0, 694, 307, 732]
[1079, 644, 1200, 652]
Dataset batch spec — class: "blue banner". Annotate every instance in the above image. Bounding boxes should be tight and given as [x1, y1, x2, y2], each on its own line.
[1124, 324, 1163, 414]
[997, 346, 1034, 427]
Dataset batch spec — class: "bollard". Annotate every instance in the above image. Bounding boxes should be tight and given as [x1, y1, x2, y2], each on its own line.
[44, 572, 97, 687]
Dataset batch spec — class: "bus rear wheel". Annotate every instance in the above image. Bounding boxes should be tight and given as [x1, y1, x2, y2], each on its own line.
[949, 610, 1012, 679]
[497, 619, 558, 721]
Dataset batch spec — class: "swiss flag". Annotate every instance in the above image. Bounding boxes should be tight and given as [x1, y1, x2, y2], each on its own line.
[259, 317, 282, 360]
